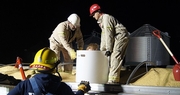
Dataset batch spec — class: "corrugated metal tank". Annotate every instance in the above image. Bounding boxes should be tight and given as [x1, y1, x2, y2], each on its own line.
[125, 24, 170, 66]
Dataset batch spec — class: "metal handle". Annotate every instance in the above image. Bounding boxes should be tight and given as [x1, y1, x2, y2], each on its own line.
[152, 30, 161, 39]
[152, 30, 179, 64]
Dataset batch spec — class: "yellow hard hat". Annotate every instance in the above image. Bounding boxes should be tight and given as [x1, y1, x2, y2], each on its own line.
[30, 47, 58, 71]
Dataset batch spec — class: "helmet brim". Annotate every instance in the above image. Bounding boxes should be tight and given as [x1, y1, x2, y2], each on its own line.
[90, 10, 100, 17]
[90, 12, 95, 17]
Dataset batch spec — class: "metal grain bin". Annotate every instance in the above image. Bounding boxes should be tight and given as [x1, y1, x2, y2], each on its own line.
[125, 24, 170, 66]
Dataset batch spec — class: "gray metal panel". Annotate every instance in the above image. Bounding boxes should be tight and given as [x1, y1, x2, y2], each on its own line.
[125, 36, 170, 66]
[66, 82, 180, 95]
[2, 83, 180, 95]
[0, 84, 15, 95]
[120, 85, 180, 95]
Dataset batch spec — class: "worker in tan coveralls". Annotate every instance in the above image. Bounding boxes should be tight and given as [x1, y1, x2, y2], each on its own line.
[89, 4, 129, 84]
[49, 13, 84, 74]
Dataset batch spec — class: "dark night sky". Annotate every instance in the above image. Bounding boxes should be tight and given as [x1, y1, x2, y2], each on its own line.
[0, 0, 180, 63]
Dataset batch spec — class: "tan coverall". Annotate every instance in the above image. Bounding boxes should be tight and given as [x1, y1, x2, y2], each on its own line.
[49, 21, 84, 73]
[98, 14, 129, 83]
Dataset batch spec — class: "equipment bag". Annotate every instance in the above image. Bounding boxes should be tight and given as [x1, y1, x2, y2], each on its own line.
[29, 77, 53, 95]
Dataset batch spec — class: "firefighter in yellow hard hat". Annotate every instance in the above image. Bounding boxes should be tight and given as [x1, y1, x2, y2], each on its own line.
[89, 4, 129, 84]
[29, 47, 59, 72]
[49, 13, 84, 74]
[8, 47, 90, 95]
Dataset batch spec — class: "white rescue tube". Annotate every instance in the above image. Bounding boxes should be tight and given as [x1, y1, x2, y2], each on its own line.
[76, 50, 109, 84]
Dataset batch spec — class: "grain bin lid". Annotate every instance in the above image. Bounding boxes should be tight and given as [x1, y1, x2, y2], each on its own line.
[130, 24, 170, 38]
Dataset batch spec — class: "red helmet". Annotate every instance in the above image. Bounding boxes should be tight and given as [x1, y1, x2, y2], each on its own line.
[89, 4, 101, 16]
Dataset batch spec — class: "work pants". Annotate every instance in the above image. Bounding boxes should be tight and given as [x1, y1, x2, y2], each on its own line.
[108, 37, 129, 83]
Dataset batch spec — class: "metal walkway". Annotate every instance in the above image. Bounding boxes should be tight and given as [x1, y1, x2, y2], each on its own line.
[66, 82, 180, 95]
[1, 82, 180, 95]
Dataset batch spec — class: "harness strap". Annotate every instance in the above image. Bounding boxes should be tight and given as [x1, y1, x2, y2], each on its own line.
[29, 77, 53, 95]
[29, 77, 42, 95]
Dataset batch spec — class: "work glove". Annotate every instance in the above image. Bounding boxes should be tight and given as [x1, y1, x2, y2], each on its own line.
[105, 51, 111, 56]
[77, 81, 91, 93]
[69, 49, 76, 60]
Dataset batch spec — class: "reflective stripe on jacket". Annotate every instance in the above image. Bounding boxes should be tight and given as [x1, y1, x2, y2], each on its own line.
[97, 14, 129, 52]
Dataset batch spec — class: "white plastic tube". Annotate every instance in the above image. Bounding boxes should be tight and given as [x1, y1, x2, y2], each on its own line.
[76, 50, 109, 84]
